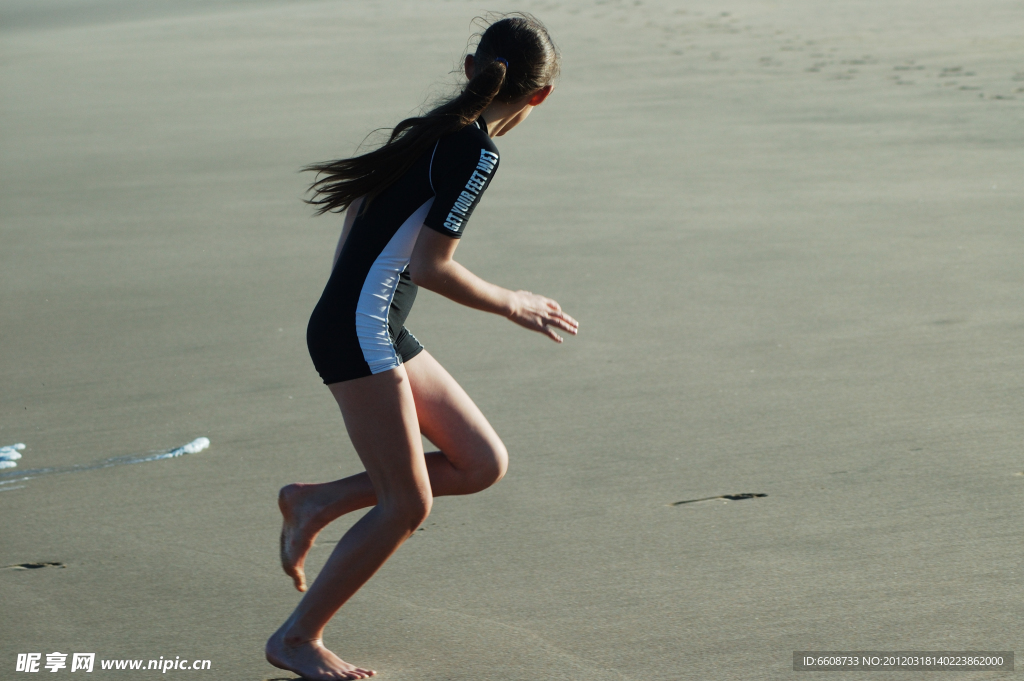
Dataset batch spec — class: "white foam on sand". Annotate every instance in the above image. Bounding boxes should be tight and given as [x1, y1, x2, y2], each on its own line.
[153, 437, 210, 460]
[0, 438, 211, 489]
[0, 443, 26, 466]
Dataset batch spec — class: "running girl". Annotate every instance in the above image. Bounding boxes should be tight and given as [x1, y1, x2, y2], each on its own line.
[266, 14, 577, 681]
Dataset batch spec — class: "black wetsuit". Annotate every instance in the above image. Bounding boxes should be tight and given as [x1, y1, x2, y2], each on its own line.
[307, 119, 500, 384]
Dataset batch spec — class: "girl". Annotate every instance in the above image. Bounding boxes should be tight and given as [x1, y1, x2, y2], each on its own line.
[266, 14, 577, 681]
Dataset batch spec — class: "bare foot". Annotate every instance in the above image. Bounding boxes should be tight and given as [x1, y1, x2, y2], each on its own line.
[266, 629, 375, 680]
[279, 483, 334, 592]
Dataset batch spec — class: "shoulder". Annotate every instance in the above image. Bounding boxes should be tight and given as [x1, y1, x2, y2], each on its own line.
[422, 119, 502, 237]
[431, 119, 500, 177]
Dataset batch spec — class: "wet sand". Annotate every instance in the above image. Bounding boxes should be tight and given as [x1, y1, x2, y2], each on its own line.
[1, 1, 1022, 679]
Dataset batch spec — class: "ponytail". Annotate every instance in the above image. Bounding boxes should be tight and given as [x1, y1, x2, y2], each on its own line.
[304, 60, 506, 215]
[304, 13, 559, 216]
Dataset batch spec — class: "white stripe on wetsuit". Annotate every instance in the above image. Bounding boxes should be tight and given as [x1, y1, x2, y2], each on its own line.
[354, 198, 434, 373]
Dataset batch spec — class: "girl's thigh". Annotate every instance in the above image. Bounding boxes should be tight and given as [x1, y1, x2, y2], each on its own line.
[328, 367, 430, 505]
[404, 350, 508, 477]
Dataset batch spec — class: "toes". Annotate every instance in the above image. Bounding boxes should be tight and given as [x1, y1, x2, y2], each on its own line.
[284, 565, 305, 591]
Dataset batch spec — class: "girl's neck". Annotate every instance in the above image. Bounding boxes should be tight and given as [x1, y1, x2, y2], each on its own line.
[478, 98, 534, 138]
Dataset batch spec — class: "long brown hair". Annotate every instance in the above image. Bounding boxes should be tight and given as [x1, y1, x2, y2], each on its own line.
[304, 13, 560, 215]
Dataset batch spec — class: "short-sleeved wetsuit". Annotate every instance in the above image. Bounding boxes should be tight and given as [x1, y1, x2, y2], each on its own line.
[307, 118, 500, 384]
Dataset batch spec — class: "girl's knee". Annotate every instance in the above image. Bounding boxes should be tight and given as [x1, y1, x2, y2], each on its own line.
[492, 440, 509, 483]
[470, 439, 508, 491]
[381, 490, 433, 530]
[406, 493, 433, 526]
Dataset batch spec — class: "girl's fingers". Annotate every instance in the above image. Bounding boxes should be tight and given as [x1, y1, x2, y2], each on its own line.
[550, 311, 578, 329]
[550, 317, 577, 334]
[510, 291, 577, 341]
[532, 313, 575, 339]
[545, 327, 563, 342]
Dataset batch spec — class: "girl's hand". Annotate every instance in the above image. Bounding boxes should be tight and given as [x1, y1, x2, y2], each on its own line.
[507, 290, 578, 343]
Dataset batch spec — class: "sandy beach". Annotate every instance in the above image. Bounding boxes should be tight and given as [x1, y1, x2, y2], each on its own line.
[2, 0, 1022, 678]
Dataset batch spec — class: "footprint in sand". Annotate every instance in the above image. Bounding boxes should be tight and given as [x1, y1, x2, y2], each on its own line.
[3, 562, 65, 570]
[670, 493, 767, 506]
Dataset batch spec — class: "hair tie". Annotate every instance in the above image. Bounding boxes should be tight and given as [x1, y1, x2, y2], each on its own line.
[494, 57, 508, 68]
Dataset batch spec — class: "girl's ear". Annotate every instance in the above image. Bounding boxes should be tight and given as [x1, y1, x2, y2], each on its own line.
[528, 84, 554, 107]
[464, 54, 475, 79]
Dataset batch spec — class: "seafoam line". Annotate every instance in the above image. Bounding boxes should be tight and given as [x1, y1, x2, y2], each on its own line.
[0, 438, 210, 484]
[0, 443, 25, 469]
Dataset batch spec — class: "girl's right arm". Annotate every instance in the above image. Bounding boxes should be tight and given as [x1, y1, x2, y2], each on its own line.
[408, 227, 578, 343]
